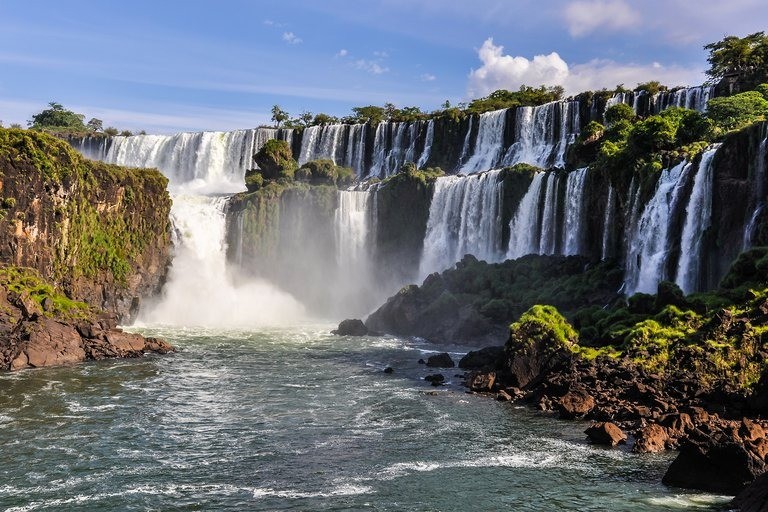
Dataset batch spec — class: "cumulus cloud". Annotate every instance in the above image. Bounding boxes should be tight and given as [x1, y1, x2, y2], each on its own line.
[282, 32, 302, 45]
[563, 0, 640, 37]
[336, 49, 348, 58]
[467, 38, 704, 98]
[420, 73, 437, 82]
[355, 59, 389, 75]
[467, 39, 568, 97]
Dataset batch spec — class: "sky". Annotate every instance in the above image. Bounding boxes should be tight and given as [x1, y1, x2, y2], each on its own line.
[1, 0, 767, 134]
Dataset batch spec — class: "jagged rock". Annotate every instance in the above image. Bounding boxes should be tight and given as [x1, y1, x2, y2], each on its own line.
[733, 471, 768, 512]
[662, 428, 767, 494]
[496, 390, 513, 402]
[633, 424, 670, 453]
[332, 319, 368, 336]
[458, 346, 504, 370]
[383, 366, 394, 374]
[585, 422, 627, 446]
[467, 372, 496, 392]
[426, 352, 454, 368]
[558, 389, 595, 419]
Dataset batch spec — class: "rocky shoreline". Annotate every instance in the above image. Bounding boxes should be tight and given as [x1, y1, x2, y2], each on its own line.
[0, 266, 173, 371]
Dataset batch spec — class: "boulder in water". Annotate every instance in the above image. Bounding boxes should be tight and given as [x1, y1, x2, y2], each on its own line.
[426, 352, 454, 368]
[332, 319, 368, 336]
[557, 389, 595, 419]
[585, 422, 627, 446]
[424, 373, 445, 386]
[458, 346, 504, 370]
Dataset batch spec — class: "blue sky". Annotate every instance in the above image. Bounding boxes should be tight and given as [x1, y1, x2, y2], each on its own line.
[1, 0, 766, 133]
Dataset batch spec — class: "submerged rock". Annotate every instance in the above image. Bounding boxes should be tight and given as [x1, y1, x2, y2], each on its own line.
[424, 373, 445, 386]
[332, 319, 368, 336]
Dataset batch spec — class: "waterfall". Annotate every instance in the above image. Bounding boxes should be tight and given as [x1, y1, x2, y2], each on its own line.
[504, 101, 580, 169]
[605, 85, 716, 117]
[743, 128, 768, 249]
[601, 186, 616, 260]
[73, 128, 289, 192]
[72, 129, 306, 327]
[624, 161, 692, 296]
[298, 124, 346, 165]
[507, 172, 546, 259]
[562, 168, 589, 256]
[459, 116, 474, 165]
[417, 120, 435, 168]
[138, 194, 305, 327]
[344, 124, 367, 176]
[419, 170, 503, 275]
[538, 173, 560, 255]
[368, 120, 431, 178]
[460, 109, 507, 173]
[335, 190, 371, 273]
[675, 146, 721, 294]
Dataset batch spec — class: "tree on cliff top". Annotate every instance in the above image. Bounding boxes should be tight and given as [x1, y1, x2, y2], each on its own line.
[28, 102, 87, 132]
[271, 105, 289, 128]
[705, 32, 768, 83]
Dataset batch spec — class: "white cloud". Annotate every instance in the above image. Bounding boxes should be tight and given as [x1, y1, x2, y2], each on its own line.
[467, 38, 568, 97]
[336, 49, 348, 58]
[373, 51, 390, 58]
[282, 32, 302, 45]
[467, 38, 704, 98]
[420, 73, 437, 82]
[355, 59, 389, 75]
[563, 0, 640, 37]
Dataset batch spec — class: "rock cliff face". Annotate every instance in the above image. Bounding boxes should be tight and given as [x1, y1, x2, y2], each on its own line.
[0, 128, 172, 321]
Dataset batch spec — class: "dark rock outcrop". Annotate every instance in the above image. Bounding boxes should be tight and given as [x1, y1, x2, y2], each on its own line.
[332, 319, 368, 336]
[557, 389, 595, 419]
[426, 352, 454, 368]
[458, 346, 504, 370]
[733, 472, 768, 512]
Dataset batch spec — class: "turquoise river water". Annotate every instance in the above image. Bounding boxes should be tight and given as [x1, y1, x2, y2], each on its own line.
[0, 325, 732, 511]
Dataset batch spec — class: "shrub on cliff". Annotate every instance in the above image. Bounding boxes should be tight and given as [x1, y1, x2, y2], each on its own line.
[707, 91, 768, 133]
[253, 139, 297, 181]
[28, 102, 87, 132]
[295, 159, 356, 186]
[605, 104, 635, 126]
[508, 305, 579, 352]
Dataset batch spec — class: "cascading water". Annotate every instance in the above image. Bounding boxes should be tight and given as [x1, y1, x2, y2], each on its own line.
[624, 161, 692, 296]
[138, 193, 305, 327]
[562, 168, 589, 256]
[368, 120, 432, 178]
[605, 85, 716, 118]
[73, 128, 291, 191]
[601, 186, 616, 260]
[417, 120, 434, 169]
[460, 109, 507, 174]
[675, 146, 720, 294]
[743, 128, 768, 249]
[335, 190, 372, 279]
[458, 116, 474, 166]
[420, 170, 503, 276]
[73, 129, 306, 327]
[538, 173, 560, 255]
[298, 124, 346, 166]
[507, 172, 546, 259]
[505, 101, 580, 169]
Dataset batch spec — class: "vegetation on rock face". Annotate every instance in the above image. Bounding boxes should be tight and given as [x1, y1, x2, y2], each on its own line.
[26, 102, 138, 137]
[508, 305, 579, 353]
[707, 92, 768, 133]
[295, 159, 355, 186]
[0, 265, 93, 321]
[250, 139, 298, 184]
[0, 128, 171, 317]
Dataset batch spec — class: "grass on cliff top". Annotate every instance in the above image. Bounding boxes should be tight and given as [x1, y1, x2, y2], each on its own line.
[0, 265, 93, 321]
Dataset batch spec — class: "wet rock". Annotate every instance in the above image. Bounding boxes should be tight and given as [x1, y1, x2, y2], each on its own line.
[467, 372, 496, 392]
[557, 389, 595, 419]
[585, 422, 627, 447]
[426, 352, 455, 368]
[458, 346, 504, 370]
[383, 366, 394, 374]
[633, 424, 670, 453]
[733, 472, 768, 512]
[332, 319, 368, 336]
[496, 390, 513, 402]
[424, 374, 445, 386]
[417, 359, 425, 365]
[662, 433, 766, 494]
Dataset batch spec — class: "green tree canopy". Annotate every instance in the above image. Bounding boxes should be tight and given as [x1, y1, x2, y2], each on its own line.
[705, 32, 768, 82]
[28, 102, 86, 131]
[707, 91, 768, 132]
[252, 139, 297, 181]
[271, 105, 289, 128]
